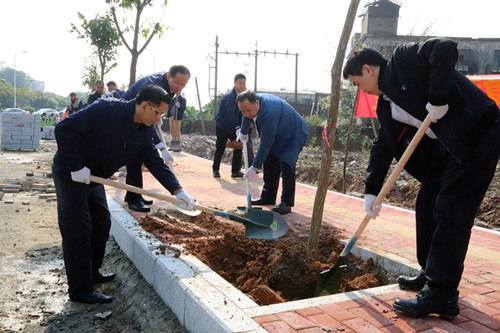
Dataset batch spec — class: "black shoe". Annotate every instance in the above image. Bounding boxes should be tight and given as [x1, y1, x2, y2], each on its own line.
[231, 171, 244, 178]
[94, 272, 116, 283]
[251, 198, 276, 206]
[70, 288, 113, 304]
[128, 201, 151, 212]
[124, 196, 153, 205]
[393, 286, 459, 318]
[141, 198, 153, 205]
[398, 274, 427, 291]
[271, 202, 292, 215]
[213, 170, 221, 178]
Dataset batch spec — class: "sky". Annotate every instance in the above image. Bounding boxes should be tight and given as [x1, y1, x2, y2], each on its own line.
[1, 0, 500, 108]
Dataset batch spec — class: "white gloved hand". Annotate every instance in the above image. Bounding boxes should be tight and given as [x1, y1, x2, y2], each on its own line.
[425, 102, 448, 123]
[160, 148, 174, 164]
[71, 167, 91, 184]
[364, 194, 382, 219]
[175, 190, 195, 210]
[243, 166, 260, 182]
[236, 129, 248, 143]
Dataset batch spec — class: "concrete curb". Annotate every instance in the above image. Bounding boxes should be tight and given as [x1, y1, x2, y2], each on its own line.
[107, 198, 266, 333]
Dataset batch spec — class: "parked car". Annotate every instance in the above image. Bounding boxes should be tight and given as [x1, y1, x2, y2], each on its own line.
[2, 108, 27, 114]
[34, 108, 60, 120]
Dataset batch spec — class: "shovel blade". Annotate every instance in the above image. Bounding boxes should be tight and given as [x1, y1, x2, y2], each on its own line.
[314, 257, 347, 297]
[173, 204, 202, 216]
[246, 208, 288, 239]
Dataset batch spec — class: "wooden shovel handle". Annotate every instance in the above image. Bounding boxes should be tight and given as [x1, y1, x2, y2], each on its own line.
[89, 175, 216, 215]
[339, 113, 433, 257]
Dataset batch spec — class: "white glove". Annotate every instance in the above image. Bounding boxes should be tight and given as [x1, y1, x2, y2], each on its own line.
[160, 148, 174, 164]
[71, 167, 91, 184]
[243, 166, 260, 182]
[364, 194, 382, 219]
[175, 190, 195, 210]
[236, 129, 248, 143]
[425, 102, 448, 123]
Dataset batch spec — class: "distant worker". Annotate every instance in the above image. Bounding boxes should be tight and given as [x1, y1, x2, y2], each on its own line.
[167, 93, 186, 152]
[212, 73, 248, 178]
[106, 81, 125, 99]
[86, 81, 106, 105]
[52, 85, 195, 304]
[66, 92, 83, 116]
[121, 65, 191, 212]
[238, 91, 308, 215]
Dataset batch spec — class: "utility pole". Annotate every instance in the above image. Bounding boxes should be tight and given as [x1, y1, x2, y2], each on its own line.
[254, 41, 258, 92]
[13, 50, 27, 108]
[208, 36, 299, 103]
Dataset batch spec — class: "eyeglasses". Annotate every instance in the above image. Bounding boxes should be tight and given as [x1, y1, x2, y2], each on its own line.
[148, 102, 162, 117]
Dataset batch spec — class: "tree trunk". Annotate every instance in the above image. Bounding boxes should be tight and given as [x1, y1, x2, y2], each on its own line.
[130, 52, 139, 86]
[307, 0, 361, 251]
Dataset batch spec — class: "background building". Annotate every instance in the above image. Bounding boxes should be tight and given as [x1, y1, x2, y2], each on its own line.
[353, 0, 500, 75]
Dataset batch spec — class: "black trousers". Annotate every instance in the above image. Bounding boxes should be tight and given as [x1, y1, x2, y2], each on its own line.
[52, 165, 111, 298]
[125, 156, 144, 203]
[212, 126, 242, 174]
[415, 123, 500, 294]
[260, 154, 296, 206]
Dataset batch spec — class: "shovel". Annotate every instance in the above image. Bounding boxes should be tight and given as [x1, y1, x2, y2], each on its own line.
[89, 175, 288, 240]
[237, 139, 262, 213]
[315, 114, 433, 296]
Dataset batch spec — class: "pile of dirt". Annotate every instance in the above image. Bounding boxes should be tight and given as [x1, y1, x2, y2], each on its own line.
[140, 208, 388, 306]
[179, 133, 500, 231]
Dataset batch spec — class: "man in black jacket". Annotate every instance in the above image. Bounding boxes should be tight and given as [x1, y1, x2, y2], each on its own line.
[343, 38, 500, 318]
[122, 66, 190, 212]
[52, 85, 195, 304]
[86, 80, 106, 105]
[212, 73, 248, 178]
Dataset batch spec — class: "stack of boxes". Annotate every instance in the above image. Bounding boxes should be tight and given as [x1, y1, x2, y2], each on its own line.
[0, 113, 41, 150]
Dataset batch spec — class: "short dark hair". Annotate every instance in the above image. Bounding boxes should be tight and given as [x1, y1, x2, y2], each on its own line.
[95, 80, 104, 86]
[135, 84, 172, 106]
[69, 92, 76, 96]
[236, 90, 258, 104]
[343, 48, 387, 79]
[106, 81, 116, 87]
[169, 65, 191, 78]
[234, 73, 246, 82]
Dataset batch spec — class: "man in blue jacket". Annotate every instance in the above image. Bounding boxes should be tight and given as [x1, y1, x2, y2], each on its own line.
[237, 91, 308, 214]
[122, 65, 191, 212]
[212, 73, 248, 178]
[52, 85, 195, 304]
[343, 38, 500, 317]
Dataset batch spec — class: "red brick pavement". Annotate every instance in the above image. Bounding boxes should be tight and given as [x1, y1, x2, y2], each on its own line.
[105, 152, 500, 333]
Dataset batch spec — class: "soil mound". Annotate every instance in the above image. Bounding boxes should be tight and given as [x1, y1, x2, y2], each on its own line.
[140, 208, 388, 305]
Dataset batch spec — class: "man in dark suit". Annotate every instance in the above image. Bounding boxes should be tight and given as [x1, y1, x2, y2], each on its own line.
[343, 38, 500, 318]
[52, 85, 195, 304]
[212, 73, 247, 178]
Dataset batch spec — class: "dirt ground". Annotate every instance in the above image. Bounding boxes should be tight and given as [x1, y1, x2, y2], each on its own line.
[0, 140, 186, 333]
[183, 133, 500, 231]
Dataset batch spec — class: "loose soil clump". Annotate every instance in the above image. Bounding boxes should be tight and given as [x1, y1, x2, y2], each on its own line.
[140, 208, 389, 306]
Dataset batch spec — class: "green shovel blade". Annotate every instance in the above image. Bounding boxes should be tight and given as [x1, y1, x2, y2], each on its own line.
[314, 256, 347, 297]
[217, 208, 288, 240]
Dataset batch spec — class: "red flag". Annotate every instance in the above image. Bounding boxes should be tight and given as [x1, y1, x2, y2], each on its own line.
[355, 91, 378, 118]
[467, 74, 500, 109]
[354, 74, 500, 118]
